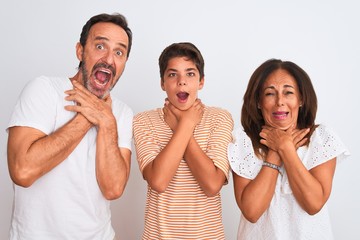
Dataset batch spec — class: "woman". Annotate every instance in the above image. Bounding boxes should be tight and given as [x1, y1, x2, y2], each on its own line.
[228, 59, 349, 239]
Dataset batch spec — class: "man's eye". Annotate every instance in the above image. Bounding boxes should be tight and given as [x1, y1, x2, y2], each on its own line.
[168, 73, 176, 77]
[96, 44, 104, 50]
[187, 72, 195, 77]
[116, 50, 123, 56]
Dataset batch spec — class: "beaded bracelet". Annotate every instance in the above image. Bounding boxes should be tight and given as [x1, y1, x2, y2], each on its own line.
[262, 161, 281, 174]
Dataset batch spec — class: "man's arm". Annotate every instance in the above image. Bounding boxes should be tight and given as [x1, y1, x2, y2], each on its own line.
[65, 80, 130, 199]
[95, 121, 131, 200]
[7, 113, 92, 187]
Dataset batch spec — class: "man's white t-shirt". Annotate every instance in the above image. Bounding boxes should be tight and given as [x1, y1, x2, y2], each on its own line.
[7, 76, 133, 240]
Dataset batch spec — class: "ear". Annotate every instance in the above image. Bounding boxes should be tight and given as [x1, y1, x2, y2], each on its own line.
[76, 42, 83, 61]
[160, 78, 165, 91]
[198, 77, 205, 90]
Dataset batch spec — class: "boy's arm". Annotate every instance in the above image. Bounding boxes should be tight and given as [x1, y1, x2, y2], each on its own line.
[184, 137, 227, 197]
[184, 110, 233, 197]
[142, 118, 195, 193]
[138, 100, 204, 193]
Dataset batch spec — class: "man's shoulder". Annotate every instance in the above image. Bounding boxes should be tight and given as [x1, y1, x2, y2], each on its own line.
[27, 76, 70, 91]
[111, 96, 132, 110]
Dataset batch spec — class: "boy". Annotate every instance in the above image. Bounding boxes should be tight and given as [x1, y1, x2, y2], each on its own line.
[133, 42, 233, 239]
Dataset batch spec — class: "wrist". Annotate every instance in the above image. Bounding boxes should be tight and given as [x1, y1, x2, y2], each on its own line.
[262, 161, 282, 175]
[266, 150, 282, 166]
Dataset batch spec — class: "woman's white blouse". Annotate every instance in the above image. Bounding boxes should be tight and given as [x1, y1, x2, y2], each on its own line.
[228, 124, 350, 240]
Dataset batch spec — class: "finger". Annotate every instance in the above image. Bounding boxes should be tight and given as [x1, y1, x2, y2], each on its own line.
[295, 137, 308, 148]
[104, 95, 112, 107]
[72, 80, 93, 98]
[260, 128, 270, 135]
[259, 138, 268, 147]
[64, 104, 82, 113]
[259, 131, 267, 139]
[295, 128, 310, 140]
[64, 89, 88, 105]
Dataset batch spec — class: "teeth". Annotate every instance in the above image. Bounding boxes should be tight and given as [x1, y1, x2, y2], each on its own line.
[95, 78, 108, 86]
[100, 69, 111, 74]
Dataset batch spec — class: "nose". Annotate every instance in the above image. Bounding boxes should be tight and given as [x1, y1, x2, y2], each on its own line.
[277, 97, 284, 106]
[276, 95, 284, 106]
[177, 75, 187, 86]
[103, 51, 115, 66]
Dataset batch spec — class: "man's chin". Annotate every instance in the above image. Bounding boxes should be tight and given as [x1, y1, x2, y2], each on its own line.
[89, 89, 109, 99]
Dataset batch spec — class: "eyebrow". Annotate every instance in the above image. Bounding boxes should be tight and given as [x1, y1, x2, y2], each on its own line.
[167, 67, 197, 72]
[94, 36, 128, 50]
[264, 84, 295, 90]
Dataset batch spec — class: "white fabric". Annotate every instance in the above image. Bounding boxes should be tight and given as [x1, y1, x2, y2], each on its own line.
[7, 76, 133, 240]
[228, 124, 350, 240]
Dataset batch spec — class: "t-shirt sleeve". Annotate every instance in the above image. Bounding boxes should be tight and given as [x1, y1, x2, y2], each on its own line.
[133, 111, 161, 173]
[7, 76, 57, 135]
[206, 109, 234, 182]
[112, 99, 133, 151]
[228, 128, 262, 180]
[305, 124, 350, 169]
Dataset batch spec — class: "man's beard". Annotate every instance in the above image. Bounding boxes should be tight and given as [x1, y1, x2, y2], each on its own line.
[80, 60, 118, 99]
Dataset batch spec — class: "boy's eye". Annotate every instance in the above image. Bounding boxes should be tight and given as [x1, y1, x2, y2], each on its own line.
[168, 73, 176, 77]
[187, 72, 195, 77]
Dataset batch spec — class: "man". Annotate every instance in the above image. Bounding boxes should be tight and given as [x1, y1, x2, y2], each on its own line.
[133, 42, 233, 239]
[7, 13, 133, 239]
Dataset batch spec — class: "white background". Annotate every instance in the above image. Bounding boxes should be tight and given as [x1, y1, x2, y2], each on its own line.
[1, 1, 359, 239]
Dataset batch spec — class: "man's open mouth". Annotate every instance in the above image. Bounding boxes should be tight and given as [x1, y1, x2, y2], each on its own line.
[94, 69, 112, 87]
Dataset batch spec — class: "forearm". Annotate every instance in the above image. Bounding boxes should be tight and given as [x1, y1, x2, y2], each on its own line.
[237, 161, 279, 222]
[184, 137, 226, 197]
[8, 114, 91, 187]
[283, 163, 327, 214]
[279, 148, 327, 214]
[144, 123, 193, 192]
[96, 121, 130, 200]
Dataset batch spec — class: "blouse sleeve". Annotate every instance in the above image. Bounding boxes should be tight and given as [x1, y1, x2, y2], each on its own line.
[305, 124, 350, 169]
[228, 128, 262, 180]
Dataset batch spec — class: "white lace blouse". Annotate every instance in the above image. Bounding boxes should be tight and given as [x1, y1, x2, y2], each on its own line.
[228, 124, 350, 240]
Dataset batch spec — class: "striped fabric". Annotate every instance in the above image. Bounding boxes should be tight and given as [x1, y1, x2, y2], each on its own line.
[133, 106, 234, 240]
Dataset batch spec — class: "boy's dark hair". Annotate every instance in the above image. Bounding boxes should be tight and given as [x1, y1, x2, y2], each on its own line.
[78, 13, 132, 67]
[158, 42, 205, 81]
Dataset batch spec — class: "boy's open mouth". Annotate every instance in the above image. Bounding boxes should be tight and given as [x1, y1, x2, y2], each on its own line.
[177, 92, 189, 101]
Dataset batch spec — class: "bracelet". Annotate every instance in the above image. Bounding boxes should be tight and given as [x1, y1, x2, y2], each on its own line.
[262, 161, 281, 174]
